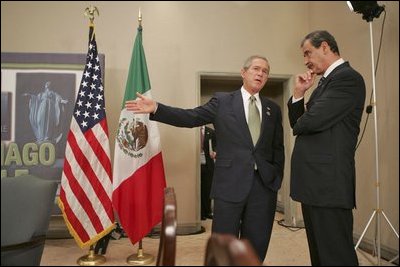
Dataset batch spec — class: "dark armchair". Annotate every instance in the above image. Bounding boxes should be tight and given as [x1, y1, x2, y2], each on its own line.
[1, 175, 58, 266]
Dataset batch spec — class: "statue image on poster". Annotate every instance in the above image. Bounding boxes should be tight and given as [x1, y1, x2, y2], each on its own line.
[23, 81, 69, 144]
[15, 72, 76, 179]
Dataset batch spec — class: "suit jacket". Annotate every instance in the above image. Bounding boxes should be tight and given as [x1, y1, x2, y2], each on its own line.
[150, 90, 284, 202]
[288, 62, 365, 209]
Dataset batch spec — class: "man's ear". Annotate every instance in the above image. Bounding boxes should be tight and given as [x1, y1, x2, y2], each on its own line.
[321, 41, 330, 54]
[240, 68, 246, 78]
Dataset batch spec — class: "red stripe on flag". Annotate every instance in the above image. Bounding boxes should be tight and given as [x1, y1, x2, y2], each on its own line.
[113, 153, 166, 244]
[66, 130, 110, 233]
[88, 119, 112, 181]
[83, 124, 114, 220]
[59, 188, 90, 243]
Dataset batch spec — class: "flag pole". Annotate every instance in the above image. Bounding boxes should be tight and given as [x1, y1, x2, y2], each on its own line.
[126, 8, 155, 266]
[138, 7, 142, 27]
[77, 6, 106, 266]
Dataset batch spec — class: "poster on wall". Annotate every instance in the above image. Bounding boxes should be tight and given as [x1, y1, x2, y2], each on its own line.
[1, 91, 12, 141]
[1, 52, 105, 216]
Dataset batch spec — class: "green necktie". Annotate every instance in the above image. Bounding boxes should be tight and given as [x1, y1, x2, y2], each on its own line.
[248, 96, 260, 145]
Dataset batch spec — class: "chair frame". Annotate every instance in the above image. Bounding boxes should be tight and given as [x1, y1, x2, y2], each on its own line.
[156, 187, 177, 266]
[204, 233, 262, 266]
[1, 235, 46, 252]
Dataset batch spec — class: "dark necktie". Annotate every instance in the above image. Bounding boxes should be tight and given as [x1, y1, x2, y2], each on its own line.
[306, 76, 327, 110]
[317, 76, 326, 87]
[248, 96, 260, 145]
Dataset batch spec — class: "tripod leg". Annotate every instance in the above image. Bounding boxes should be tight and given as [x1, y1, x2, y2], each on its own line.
[381, 211, 399, 264]
[381, 211, 399, 237]
[389, 254, 398, 264]
[355, 210, 377, 250]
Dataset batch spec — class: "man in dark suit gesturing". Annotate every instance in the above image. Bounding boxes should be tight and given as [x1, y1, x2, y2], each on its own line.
[126, 55, 284, 262]
[288, 30, 366, 266]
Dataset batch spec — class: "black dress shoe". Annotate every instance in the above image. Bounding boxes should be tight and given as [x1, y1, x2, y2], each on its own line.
[206, 214, 213, 219]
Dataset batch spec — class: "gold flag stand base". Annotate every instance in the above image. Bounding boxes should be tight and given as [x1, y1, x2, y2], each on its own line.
[127, 248, 154, 265]
[77, 247, 106, 266]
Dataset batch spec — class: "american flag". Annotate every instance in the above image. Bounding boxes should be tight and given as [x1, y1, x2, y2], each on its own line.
[58, 26, 115, 248]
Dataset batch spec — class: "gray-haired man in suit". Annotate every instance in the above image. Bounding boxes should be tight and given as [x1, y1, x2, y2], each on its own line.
[126, 55, 284, 262]
[288, 30, 365, 266]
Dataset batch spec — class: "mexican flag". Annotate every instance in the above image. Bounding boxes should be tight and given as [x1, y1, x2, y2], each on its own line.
[112, 25, 166, 245]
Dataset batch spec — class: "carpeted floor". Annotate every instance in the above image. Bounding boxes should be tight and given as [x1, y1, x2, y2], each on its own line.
[41, 212, 396, 266]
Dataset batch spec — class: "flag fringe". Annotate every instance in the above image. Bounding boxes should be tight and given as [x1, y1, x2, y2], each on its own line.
[57, 197, 115, 248]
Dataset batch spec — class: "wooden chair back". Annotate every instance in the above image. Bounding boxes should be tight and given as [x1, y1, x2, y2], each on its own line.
[156, 187, 177, 266]
[204, 233, 262, 266]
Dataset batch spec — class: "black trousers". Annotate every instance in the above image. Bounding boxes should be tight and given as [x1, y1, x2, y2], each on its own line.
[201, 164, 213, 218]
[301, 203, 359, 266]
[211, 171, 277, 262]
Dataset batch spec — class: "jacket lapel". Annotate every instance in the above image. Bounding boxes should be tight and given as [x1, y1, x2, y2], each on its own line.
[307, 62, 350, 109]
[258, 98, 272, 147]
[232, 90, 254, 147]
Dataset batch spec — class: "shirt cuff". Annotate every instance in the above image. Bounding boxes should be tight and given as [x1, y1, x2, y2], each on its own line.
[153, 102, 158, 114]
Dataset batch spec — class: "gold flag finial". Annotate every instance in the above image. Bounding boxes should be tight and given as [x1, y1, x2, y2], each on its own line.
[138, 8, 142, 26]
[84, 6, 99, 25]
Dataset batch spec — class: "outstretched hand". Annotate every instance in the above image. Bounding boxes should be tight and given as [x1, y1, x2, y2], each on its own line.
[125, 93, 157, 114]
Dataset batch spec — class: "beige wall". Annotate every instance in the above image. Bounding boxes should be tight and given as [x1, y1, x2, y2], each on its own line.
[2, 1, 398, 252]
